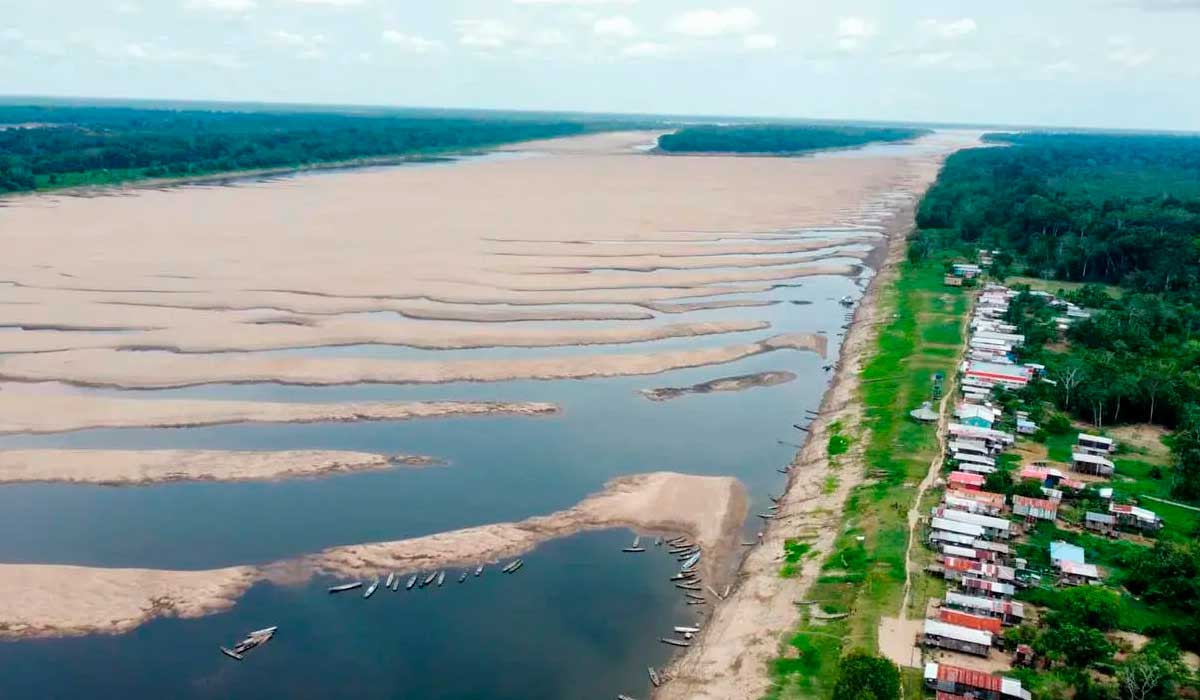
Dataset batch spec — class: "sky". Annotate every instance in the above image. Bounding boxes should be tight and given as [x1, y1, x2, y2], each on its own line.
[2, 0, 1199, 131]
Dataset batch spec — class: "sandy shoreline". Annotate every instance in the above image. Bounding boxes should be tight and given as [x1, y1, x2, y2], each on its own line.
[640, 371, 797, 401]
[0, 393, 558, 434]
[0, 333, 827, 389]
[655, 139, 979, 700]
[0, 449, 441, 485]
[0, 471, 746, 640]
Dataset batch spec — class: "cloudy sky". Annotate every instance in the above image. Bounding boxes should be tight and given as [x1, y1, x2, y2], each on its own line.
[2, 0, 1198, 130]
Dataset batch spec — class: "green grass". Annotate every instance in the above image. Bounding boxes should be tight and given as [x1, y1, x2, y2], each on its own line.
[827, 435, 851, 456]
[764, 257, 969, 699]
[1006, 275, 1124, 299]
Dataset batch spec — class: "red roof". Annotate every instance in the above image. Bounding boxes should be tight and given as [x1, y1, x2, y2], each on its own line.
[949, 471, 985, 486]
[937, 663, 1003, 692]
[942, 556, 975, 572]
[940, 609, 1004, 634]
[1013, 495, 1057, 510]
[937, 693, 968, 700]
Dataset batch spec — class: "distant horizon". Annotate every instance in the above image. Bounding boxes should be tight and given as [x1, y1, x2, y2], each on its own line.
[5, 92, 1200, 137]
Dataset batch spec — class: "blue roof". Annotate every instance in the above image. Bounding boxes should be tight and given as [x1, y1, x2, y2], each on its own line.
[1050, 540, 1086, 565]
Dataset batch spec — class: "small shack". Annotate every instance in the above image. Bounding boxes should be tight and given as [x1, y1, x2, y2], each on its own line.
[943, 591, 1025, 625]
[924, 662, 1033, 700]
[1012, 495, 1058, 522]
[1076, 433, 1115, 456]
[910, 401, 940, 423]
[1109, 503, 1163, 532]
[1084, 511, 1116, 536]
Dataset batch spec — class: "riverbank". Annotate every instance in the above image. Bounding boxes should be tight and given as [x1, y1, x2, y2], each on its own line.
[655, 136, 980, 700]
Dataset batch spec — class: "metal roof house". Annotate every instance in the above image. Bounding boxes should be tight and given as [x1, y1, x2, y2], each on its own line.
[948, 471, 986, 491]
[943, 591, 1025, 624]
[1058, 560, 1103, 586]
[937, 508, 1012, 539]
[965, 362, 1032, 389]
[1084, 511, 1116, 536]
[932, 517, 986, 539]
[1049, 540, 1086, 566]
[1012, 495, 1058, 522]
[922, 619, 993, 657]
[939, 608, 1004, 634]
[962, 576, 1015, 599]
[1072, 452, 1115, 477]
[924, 662, 1032, 700]
[956, 403, 996, 429]
[1109, 503, 1163, 531]
[1077, 433, 1115, 456]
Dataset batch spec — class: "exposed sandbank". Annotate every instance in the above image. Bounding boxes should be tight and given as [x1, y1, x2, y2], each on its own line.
[0, 471, 745, 640]
[0, 333, 828, 389]
[0, 449, 440, 485]
[640, 371, 797, 401]
[0, 392, 558, 434]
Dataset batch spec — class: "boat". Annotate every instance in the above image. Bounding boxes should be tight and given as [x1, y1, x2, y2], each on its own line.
[674, 626, 700, 634]
[631, 535, 640, 548]
[385, 572, 395, 589]
[406, 574, 418, 590]
[622, 547, 646, 553]
[422, 572, 437, 587]
[654, 537, 663, 547]
[648, 667, 661, 687]
[220, 647, 244, 661]
[390, 575, 400, 592]
[681, 552, 701, 570]
[839, 295, 854, 306]
[659, 638, 690, 648]
[502, 559, 523, 573]
[363, 578, 380, 599]
[436, 571, 446, 587]
[618, 695, 639, 700]
[458, 572, 468, 583]
[474, 565, 484, 577]
[220, 625, 276, 661]
[757, 513, 778, 520]
[328, 582, 363, 594]
[685, 593, 706, 602]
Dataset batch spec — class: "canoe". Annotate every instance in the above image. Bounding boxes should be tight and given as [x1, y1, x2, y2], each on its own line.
[328, 582, 363, 593]
[385, 573, 395, 589]
[436, 571, 446, 587]
[659, 638, 690, 647]
[648, 667, 661, 687]
[406, 574, 418, 590]
[622, 547, 646, 553]
[363, 579, 380, 599]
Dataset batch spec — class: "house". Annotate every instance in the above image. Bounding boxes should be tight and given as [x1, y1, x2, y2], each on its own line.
[971, 539, 1013, 563]
[941, 556, 1016, 583]
[931, 529, 978, 547]
[936, 508, 1012, 540]
[1016, 417, 1038, 435]
[1012, 495, 1058, 522]
[939, 608, 1004, 635]
[956, 403, 996, 429]
[949, 423, 1015, 450]
[944, 274, 964, 287]
[923, 619, 993, 657]
[953, 263, 983, 279]
[1109, 503, 1163, 532]
[1077, 433, 1115, 456]
[953, 453, 997, 474]
[1072, 452, 1115, 477]
[964, 361, 1032, 390]
[942, 544, 980, 561]
[950, 438, 994, 457]
[1049, 540, 1085, 567]
[932, 517, 986, 541]
[962, 576, 1015, 599]
[1058, 560, 1103, 586]
[948, 471, 985, 491]
[1084, 511, 1116, 536]
[945, 490, 1007, 516]
[924, 662, 1032, 700]
[943, 591, 1025, 625]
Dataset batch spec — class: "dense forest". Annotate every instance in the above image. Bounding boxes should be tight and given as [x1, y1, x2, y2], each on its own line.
[656, 124, 930, 154]
[0, 104, 652, 193]
[911, 132, 1200, 500]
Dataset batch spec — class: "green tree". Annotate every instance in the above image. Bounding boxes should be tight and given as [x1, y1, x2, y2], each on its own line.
[1052, 586, 1121, 631]
[1035, 623, 1114, 668]
[831, 650, 900, 700]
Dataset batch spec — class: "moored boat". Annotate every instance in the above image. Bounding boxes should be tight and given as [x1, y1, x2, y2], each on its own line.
[436, 571, 446, 587]
[406, 574, 418, 590]
[363, 578, 380, 599]
[328, 582, 363, 593]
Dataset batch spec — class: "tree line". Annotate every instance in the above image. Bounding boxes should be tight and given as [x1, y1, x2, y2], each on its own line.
[656, 124, 930, 154]
[0, 104, 652, 193]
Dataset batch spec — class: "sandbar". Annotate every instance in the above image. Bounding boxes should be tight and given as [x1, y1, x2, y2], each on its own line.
[0, 471, 746, 640]
[0, 449, 441, 485]
[639, 371, 797, 401]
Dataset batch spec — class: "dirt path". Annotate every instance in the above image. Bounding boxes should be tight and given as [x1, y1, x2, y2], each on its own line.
[878, 292, 974, 670]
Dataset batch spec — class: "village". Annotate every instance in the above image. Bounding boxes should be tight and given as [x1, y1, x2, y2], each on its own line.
[911, 262, 1171, 700]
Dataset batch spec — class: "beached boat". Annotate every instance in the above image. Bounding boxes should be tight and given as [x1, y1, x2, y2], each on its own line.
[659, 638, 690, 647]
[363, 578, 380, 599]
[422, 572, 437, 587]
[436, 571, 446, 587]
[681, 552, 701, 570]
[673, 626, 700, 634]
[327, 582, 363, 594]
[474, 565, 483, 577]
[502, 559, 523, 573]
[390, 575, 400, 592]
[839, 295, 854, 306]
[385, 572, 395, 589]
[685, 593, 706, 602]
[406, 574, 418, 590]
[648, 667, 661, 687]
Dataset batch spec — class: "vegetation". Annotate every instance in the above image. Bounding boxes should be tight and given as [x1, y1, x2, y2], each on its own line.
[830, 651, 900, 700]
[911, 132, 1200, 502]
[656, 124, 929, 155]
[0, 103, 654, 193]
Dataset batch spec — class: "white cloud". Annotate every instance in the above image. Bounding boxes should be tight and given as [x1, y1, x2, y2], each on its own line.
[267, 29, 328, 57]
[454, 19, 515, 49]
[912, 50, 952, 66]
[185, 0, 256, 11]
[1042, 60, 1079, 75]
[514, 0, 636, 4]
[918, 18, 976, 40]
[381, 30, 444, 53]
[593, 16, 637, 39]
[282, 0, 364, 5]
[836, 16, 877, 51]
[105, 39, 241, 67]
[1107, 37, 1154, 67]
[743, 33, 777, 50]
[622, 41, 670, 57]
[667, 8, 759, 38]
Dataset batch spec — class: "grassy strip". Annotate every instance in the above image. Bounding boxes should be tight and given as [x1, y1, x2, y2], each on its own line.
[763, 261, 969, 699]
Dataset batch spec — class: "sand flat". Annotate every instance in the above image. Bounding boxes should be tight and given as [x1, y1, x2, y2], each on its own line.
[0, 449, 441, 485]
[0, 333, 827, 388]
[0, 392, 558, 434]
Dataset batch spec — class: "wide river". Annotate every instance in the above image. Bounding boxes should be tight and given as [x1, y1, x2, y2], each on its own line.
[0, 134, 959, 699]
